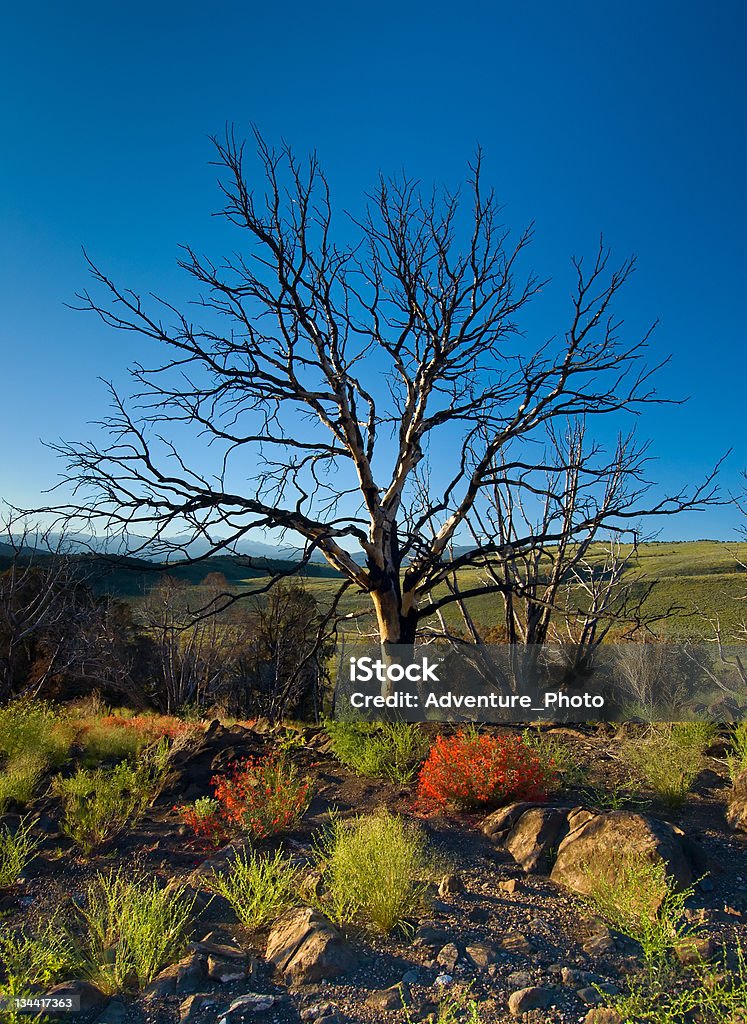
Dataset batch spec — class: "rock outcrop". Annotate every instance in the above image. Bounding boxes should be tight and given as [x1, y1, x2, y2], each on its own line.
[266, 907, 354, 986]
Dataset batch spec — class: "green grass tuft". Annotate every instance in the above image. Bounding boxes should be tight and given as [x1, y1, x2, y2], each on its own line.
[53, 739, 171, 855]
[73, 870, 195, 993]
[0, 817, 39, 888]
[209, 848, 302, 928]
[325, 720, 429, 784]
[620, 722, 715, 807]
[316, 809, 434, 934]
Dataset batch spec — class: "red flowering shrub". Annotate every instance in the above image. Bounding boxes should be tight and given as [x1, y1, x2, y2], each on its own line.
[176, 796, 228, 847]
[211, 753, 312, 840]
[417, 730, 555, 811]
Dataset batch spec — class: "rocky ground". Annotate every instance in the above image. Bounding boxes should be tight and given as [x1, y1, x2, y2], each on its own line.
[2, 721, 746, 1024]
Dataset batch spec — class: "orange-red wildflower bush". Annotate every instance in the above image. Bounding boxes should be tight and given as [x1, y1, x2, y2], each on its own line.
[417, 730, 555, 811]
[176, 796, 229, 847]
[211, 753, 312, 840]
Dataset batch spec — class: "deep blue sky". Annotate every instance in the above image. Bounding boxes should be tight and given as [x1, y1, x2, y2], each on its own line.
[1, 1, 745, 540]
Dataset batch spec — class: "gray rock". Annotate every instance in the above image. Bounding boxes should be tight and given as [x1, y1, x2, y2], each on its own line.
[438, 874, 465, 896]
[465, 941, 500, 967]
[414, 923, 451, 948]
[218, 993, 275, 1020]
[366, 983, 410, 1010]
[483, 802, 540, 840]
[190, 938, 248, 959]
[560, 967, 594, 986]
[143, 962, 179, 997]
[176, 954, 209, 996]
[45, 981, 108, 1017]
[504, 807, 569, 874]
[94, 998, 127, 1024]
[579, 918, 616, 956]
[266, 907, 354, 986]
[675, 936, 717, 965]
[500, 931, 535, 955]
[436, 942, 460, 971]
[300, 1005, 337, 1022]
[578, 987, 604, 1006]
[180, 994, 222, 1022]
[506, 971, 533, 988]
[208, 954, 251, 983]
[508, 986, 555, 1016]
[550, 810, 693, 899]
[582, 1010, 623, 1024]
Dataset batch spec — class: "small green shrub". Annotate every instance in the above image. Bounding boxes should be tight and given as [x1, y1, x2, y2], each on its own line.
[581, 780, 651, 812]
[79, 721, 150, 765]
[0, 753, 48, 813]
[53, 740, 171, 855]
[317, 809, 433, 933]
[0, 700, 72, 814]
[603, 925, 747, 1022]
[73, 870, 195, 993]
[584, 853, 694, 974]
[0, 817, 39, 887]
[522, 727, 586, 790]
[0, 699, 70, 769]
[53, 765, 141, 855]
[0, 914, 78, 986]
[209, 848, 302, 928]
[177, 796, 228, 846]
[727, 720, 747, 782]
[326, 720, 429, 784]
[620, 722, 714, 807]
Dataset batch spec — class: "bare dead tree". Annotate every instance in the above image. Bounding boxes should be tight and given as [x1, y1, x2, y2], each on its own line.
[415, 420, 684, 691]
[37, 128, 719, 656]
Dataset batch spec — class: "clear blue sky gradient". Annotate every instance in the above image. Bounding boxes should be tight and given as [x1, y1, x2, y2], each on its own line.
[1, 1, 745, 540]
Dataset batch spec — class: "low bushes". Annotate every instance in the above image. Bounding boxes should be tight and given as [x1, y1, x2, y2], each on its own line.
[211, 753, 311, 840]
[0, 698, 72, 769]
[325, 720, 429, 784]
[177, 752, 312, 846]
[317, 809, 433, 933]
[417, 729, 554, 811]
[0, 817, 39, 887]
[522, 727, 585, 791]
[209, 848, 302, 928]
[620, 722, 716, 807]
[74, 870, 195, 993]
[0, 753, 49, 814]
[0, 871, 195, 1000]
[77, 712, 200, 765]
[0, 699, 73, 812]
[53, 739, 171, 855]
[0, 914, 77, 994]
[176, 796, 228, 847]
[584, 853, 691, 969]
[727, 720, 747, 782]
